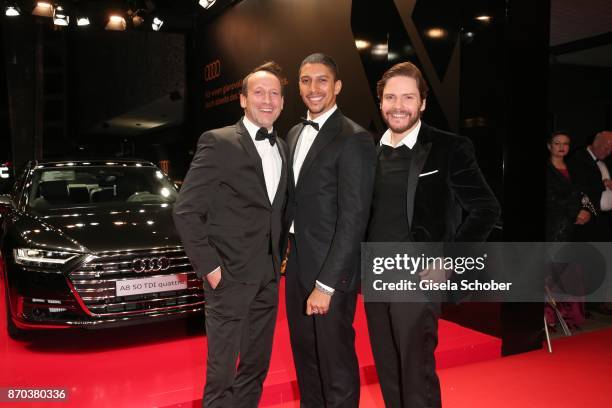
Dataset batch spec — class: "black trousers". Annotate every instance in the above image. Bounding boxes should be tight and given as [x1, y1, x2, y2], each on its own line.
[364, 301, 441, 408]
[201, 259, 278, 408]
[285, 236, 360, 408]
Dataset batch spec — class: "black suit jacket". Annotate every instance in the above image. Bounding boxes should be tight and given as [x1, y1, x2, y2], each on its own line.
[283, 109, 377, 292]
[173, 118, 288, 282]
[399, 122, 500, 242]
[568, 148, 610, 241]
[568, 148, 605, 212]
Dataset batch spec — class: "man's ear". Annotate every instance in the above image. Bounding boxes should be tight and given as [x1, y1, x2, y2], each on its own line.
[420, 98, 427, 112]
[334, 79, 342, 96]
[240, 93, 247, 109]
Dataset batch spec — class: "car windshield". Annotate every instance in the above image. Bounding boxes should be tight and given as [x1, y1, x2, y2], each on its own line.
[26, 165, 178, 209]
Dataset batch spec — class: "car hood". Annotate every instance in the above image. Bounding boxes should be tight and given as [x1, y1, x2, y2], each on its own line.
[15, 204, 182, 253]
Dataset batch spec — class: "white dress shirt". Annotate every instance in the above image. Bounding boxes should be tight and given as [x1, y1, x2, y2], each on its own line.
[208, 116, 282, 276]
[243, 116, 282, 204]
[379, 120, 421, 148]
[290, 105, 337, 292]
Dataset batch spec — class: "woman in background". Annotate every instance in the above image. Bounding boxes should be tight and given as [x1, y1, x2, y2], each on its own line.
[546, 131, 593, 328]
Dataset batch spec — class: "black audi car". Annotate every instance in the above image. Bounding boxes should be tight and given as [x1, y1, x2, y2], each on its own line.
[0, 160, 204, 338]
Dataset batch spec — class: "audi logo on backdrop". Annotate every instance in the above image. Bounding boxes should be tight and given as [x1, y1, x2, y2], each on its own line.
[132, 257, 170, 273]
[204, 59, 221, 81]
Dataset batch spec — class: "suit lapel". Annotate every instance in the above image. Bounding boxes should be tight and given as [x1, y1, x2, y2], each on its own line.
[287, 125, 302, 188]
[295, 109, 342, 191]
[236, 120, 268, 203]
[406, 124, 432, 229]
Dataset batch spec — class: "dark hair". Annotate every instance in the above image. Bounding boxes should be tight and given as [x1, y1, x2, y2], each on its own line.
[376, 61, 429, 100]
[241, 61, 284, 96]
[299, 53, 339, 80]
[547, 130, 571, 144]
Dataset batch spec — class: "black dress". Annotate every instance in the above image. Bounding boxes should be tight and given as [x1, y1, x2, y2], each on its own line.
[545, 161, 585, 241]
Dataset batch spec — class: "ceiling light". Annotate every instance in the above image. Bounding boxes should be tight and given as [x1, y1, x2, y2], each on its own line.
[199, 0, 217, 9]
[53, 6, 69, 26]
[355, 39, 371, 50]
[5, 5, 20, 17]
[425, 28, 447, 39]
[152, 16, 163, 31]
[475, 15, 492, 22]
[106, 15, 127, 31]
[32, 1, 53, 17]
[371, 44, 388, 56]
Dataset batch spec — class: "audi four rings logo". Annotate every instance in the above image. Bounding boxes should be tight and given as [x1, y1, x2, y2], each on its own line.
[132, 257, 171, 273]
[204, 59, 221, 81]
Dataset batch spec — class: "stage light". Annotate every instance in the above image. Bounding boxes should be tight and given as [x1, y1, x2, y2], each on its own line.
[425, 27, 447, 39]
[53, 6, 69, 26]
[77, 16, 90, 26]
[5, 5, 20, 16]
[32, 1, 53, 17]
[106, 15, 127, 31]
[475, 15, 492, 22]
[152, 16, 163, 31]
[199, 0, 216, 9]
[371, 44, 388, 56]
[354, 39, 371, 50]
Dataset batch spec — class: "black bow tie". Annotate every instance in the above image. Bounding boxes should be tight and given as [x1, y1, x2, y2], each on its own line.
[255, 128, 277, 146]
[301, 118, 320, 131]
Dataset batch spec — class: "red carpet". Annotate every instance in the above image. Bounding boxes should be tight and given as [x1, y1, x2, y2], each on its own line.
[3, 276, 610, 407]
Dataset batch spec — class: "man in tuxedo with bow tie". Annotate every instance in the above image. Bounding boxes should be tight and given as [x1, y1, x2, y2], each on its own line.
[283, 53, 377, 407]
[570, 130, 612, 241]
[173, 61, 288, 408]
[365, 62, 500, 407]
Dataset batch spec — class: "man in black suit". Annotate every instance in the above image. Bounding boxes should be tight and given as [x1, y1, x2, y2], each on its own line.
[173, 62, 288, 408]
[283, 53, 377, 407]
[365, 62, 500, 407]
[569, 130, 612, 241]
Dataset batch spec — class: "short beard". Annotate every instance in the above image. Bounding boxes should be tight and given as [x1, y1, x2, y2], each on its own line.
[385, 112, 420, 135]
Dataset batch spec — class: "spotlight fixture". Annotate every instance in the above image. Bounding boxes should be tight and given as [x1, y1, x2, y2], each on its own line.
[371, 44, 388, 56]
[53, 6, 69, 26]
[77, 16, 90, 26]
[354, 39, 371, 50]
[106, 15, 127, 31]
[32, 1, 53, 17]
[475, 15, 492, 22]
[5, 4, 20, 17]
[199, 0, 216, 9]
[151, 16, 163, 31]
[425, 27, 447, 39]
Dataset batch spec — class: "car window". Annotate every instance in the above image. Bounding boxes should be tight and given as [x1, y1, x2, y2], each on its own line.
[26, 166, 178, 209]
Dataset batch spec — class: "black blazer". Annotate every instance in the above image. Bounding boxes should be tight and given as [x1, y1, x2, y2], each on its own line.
[568, 148, 609, 241]
[283, 109, 377, 292]
[398, 122, 500, 242]
[173, 118, 288, 282]
[568, 148, 605, 212]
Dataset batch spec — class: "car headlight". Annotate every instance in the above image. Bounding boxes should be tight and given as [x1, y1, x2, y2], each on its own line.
[14, 248, 79, 267]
